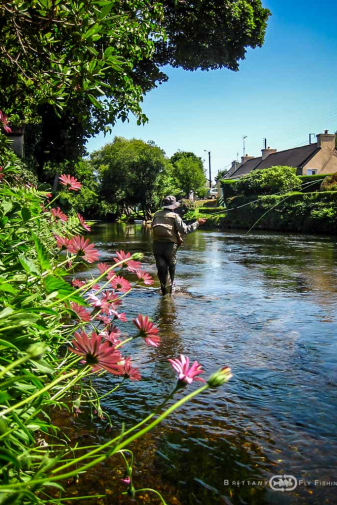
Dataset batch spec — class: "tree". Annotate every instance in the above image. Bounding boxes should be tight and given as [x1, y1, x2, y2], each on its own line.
[171, 153, 207, 197]
[91, 137, 168, 218]
[0, 1, 270, 138]
[215, 168, 229, 181]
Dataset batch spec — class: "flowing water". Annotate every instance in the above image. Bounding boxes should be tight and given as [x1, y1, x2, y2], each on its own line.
[67, 224, 337, 505]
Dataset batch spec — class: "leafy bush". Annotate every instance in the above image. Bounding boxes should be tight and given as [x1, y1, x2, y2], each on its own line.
[320, 173, 337, 192]
[221, 179, 237, 201]
[0, 148, 232, 504]
[299, 174, 329, 193]
[234, 166, 302, 196]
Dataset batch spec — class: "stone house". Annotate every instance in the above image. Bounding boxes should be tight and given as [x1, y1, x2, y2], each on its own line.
[225, 130, 337, 179]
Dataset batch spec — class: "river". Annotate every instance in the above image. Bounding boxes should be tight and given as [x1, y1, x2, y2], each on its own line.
[65, 223, 337, 505]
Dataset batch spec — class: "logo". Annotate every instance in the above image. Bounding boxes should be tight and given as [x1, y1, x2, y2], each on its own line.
[269, 475, 298, 492]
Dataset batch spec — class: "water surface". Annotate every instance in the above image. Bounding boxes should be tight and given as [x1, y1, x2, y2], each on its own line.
[70, 224, 337, 504]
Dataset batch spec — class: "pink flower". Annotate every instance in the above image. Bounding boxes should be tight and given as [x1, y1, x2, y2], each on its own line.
[72, 279, 86, 288]
[111, 310, 127, 322]
[68, 236, 99, 263]
[132, 314, 160, 347]
[120, 357, 141, 381]
[77, 213, 91, 232]
[100, 327, 121, 345]
[136, 270, 154, 285]
[95, 314, 112, 326]
[0, 167, 4, 182]
[51, 207, 68, 222]
[101, 291, 122, 309]
[55, 234, 70, 250]
[114, 250, 141, 272]
[168, 355, 205, 385]
[70, 302, 91, 322]
[69, 331, 123, 375]
[59, 174, 82, 191]
[110, 276, 131, 293]
[0, 111, 12, 133]
[121, 477, 131, 485]
[98, 262, 110, 275]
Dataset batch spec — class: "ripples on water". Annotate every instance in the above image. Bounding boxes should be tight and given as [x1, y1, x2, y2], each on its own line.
[71, 224, 337, 504]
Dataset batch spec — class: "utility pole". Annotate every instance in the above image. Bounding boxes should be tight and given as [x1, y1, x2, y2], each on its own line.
[243, 136, 247, 157]
[204, 150, 212, 188]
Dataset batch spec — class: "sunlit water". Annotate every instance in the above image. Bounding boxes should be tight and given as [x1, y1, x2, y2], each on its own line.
[66, 224, 337, 505]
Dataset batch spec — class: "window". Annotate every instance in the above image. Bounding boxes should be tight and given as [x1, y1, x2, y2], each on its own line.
[306, 169, 317, 175]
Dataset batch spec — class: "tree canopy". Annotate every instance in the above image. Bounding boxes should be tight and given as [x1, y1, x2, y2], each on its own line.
[91, 137, 169, 217]
[171, 152, 206, 197]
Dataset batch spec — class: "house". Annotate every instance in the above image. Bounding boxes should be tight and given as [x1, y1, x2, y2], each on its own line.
[225, 130, 337, 179]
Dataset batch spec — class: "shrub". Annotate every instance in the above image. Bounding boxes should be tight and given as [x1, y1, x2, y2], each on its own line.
[299, 174, 329, 192]
[221, 179, 237, 201]
[0, 150, 233, 504]
[320, 173, 337, 192]
[234, 166, 302, 196]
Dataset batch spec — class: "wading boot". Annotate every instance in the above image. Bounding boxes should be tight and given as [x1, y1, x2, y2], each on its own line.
[160, 283, 167, 296]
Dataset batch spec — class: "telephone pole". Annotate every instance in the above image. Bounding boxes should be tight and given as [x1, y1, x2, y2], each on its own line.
[204, 150, 212, 188]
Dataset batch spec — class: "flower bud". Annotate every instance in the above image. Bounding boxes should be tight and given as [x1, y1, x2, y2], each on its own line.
[207, 367, 232, 388]
[132, 252, 143, 261]
[26, 343, 46, 360]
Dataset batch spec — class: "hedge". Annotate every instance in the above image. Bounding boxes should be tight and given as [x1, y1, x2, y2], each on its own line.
[218, 191, 337, 234]
[220, 179, 237, 201]
[299, 174, 332, 193]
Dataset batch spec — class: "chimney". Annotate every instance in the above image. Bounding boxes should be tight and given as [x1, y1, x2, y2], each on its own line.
[261, 147, 277, 160]
[241, 155, 254, 164]
[231, 160, 240, 170]
[316, 130, 336, 150]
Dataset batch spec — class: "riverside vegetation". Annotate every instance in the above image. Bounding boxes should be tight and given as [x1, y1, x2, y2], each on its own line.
[193, 166, 337, 234]
[0, 139, 232, 504]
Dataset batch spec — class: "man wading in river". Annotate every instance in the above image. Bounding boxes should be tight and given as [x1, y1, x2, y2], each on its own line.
[152, 195, 206, 295]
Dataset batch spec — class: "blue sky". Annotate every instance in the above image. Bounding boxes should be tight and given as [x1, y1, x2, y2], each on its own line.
[87, 0, 337, 179]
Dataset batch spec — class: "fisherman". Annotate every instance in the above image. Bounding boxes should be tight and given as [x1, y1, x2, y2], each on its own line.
[152, 195, 206, 295]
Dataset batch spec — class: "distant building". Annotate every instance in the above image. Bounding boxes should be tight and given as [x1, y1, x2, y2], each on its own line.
[224, 130, 337, 179]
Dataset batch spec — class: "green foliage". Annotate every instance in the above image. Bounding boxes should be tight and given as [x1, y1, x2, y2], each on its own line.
[92, 137, 168, 218]
[219, 191, 337, 234]
[234, 166, 302, 196]
[221, 179, 238, 201]
[320, 173, 337, 192]
[171, 153, 207, 197]
[0, 149, 225, 504]
[299, 174, 330, 193]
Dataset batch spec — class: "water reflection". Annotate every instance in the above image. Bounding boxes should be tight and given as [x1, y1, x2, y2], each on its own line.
[72, 225, 337, 505]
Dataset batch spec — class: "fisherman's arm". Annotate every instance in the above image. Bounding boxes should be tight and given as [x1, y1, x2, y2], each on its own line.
[174, 215, 205, 234]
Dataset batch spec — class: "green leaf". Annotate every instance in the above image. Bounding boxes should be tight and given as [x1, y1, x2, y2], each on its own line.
[30, 359, 54, 374]
[0, 216, 8, 228]
[0, 283, 18, 294]
[32, 233, 51, 271]
[1, 200, 13, 215]
[45, 275, 87, 305]
[0, 448, 21, 468]
[21, 207, 31, 222]
[83, 23, 101, 39]
[0, 391, 11, 403]
[19, 254, 40, 275]
[88, 94, 103, 110]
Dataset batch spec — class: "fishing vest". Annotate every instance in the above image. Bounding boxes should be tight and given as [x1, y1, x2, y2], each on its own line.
[152, 210, 178, 243]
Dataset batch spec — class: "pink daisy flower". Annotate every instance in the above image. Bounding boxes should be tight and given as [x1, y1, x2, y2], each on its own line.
[51, 207, 68, 222]
[168, 355, 205, 385]
[100, 327, 121, 345]
[101, 291, 122, 309]
[136, 270, 154, 285]
[120, 357, 141, 381]
[69, 331, 123, 375]
[72, 279, 86, 288]
[70, 302, 91, 322]
[113, 250, 141, 272]
[68, 236, 99, 263]
[111, 310, 127, 322]
[0, 167, 4, 183]
[77, 213, 91, 232]
[55, 235, 70, 250]
[98, 262, 110, 275]
[0, 111, 12, 133]
[95, 314, 112, 326]
[59, 174, 82, 191]
[132, 314, 160, 347]
[110, 275, 131, 293]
